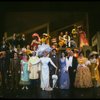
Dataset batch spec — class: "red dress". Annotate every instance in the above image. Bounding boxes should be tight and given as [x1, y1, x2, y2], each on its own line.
[31, 43, 38, 50]
[79, 31, 89, 48]
[31, 40, 39, 50]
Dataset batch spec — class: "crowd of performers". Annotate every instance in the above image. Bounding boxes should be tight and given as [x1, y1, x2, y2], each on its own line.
[0, 25, 100, 93]
[51, 25, 89, 50]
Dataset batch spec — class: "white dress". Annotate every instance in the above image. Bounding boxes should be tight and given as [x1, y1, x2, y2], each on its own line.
[40, 57, 54, 90]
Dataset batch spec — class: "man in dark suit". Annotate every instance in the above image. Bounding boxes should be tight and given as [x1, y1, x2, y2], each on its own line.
[67, 50, 78, 89]
[20, 34, 27, 48]
[0, 39, 9, 89]
[49, 49, 59, 88]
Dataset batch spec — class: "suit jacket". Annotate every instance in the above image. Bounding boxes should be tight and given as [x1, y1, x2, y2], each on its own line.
[72, 56, 78, 70]
[49, 54, 59, 71]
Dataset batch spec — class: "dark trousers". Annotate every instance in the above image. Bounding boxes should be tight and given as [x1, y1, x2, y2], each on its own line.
[0, 59, 7, 88]
[10, 59, 20, 89]
[68, 67, 76, 89]
[29, 79, 39, 96]
[11, 71, 20, 89]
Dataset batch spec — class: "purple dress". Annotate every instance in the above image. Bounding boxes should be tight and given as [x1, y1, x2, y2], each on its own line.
[59, 58, 70, 89]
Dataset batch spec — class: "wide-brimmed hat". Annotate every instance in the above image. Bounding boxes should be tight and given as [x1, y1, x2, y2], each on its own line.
[77, 25, 82, 29]
[32, 33, 39, 37]
[43, 33, 48, 36]
[32, 33, 40, 42]
[89, 51, 98, 57]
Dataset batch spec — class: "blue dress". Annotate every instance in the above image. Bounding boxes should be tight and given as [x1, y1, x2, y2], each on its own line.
[59, 58, 70, 89]
[19, 60, 30, 85]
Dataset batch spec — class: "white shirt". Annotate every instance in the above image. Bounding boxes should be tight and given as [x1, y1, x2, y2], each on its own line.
[66, 56, 73, 71]
[69, 56, 73, 67]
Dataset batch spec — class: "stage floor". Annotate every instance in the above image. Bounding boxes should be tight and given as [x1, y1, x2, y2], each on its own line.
[0, 86, 100, 98]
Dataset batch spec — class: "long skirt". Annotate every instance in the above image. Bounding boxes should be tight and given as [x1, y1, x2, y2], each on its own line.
[74, 66, 93, 88]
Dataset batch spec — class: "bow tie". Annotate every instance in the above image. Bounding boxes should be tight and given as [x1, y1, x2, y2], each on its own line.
[53, 56, 56, 58]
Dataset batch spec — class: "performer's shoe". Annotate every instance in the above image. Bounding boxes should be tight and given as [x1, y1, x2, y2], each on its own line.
[42, 88, 45, 91]
[45, 87, 53, 91]
[22, 87, 25, 90]
[26, 86, 28, 90]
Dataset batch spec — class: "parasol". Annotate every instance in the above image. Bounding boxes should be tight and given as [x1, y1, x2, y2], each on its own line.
[52, 69, 58, 88]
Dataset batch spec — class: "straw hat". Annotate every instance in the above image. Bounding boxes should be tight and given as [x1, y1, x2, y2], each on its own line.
[32, 33, 39, 37]
[89, 51, 98, 57]
[43, 33, 48, 36]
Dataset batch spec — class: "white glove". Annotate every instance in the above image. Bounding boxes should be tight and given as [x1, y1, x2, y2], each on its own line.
[94, 68, 97, 70]
[21, 71, 23, 74]
[73, 69, 76, 72]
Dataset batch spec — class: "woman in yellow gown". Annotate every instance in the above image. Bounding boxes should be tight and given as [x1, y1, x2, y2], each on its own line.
[41, 33, 50, 45]
[89, 53, 100, 87]
[74, 52, 93, 88]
